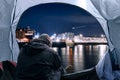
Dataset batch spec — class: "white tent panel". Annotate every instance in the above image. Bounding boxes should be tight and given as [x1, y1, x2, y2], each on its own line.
[91, 0, 120, 79]
[91, 0, 120, 20]
[0, 0, 14, 61]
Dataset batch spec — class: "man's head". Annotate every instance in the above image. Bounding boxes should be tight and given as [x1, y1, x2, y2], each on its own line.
[39, 33, 52, 47]
[32, 33, 52, 47]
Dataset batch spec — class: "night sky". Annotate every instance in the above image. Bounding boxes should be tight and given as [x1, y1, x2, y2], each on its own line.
[17, 3, 104, 37]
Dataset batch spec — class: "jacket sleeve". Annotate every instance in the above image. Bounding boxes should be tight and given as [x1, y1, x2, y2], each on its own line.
[52, 51, 62, 70]
[52, 52, 66, 75]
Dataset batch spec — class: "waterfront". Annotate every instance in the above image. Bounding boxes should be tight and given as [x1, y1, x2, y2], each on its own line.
[53, 44, 108, 73]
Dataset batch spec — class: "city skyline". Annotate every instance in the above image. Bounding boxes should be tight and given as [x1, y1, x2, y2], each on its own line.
[16, 28, 107, 43]
[17, 3, 104, 37]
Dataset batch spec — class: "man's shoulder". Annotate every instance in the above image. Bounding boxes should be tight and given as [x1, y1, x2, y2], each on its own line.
[46, 48, 56, 54]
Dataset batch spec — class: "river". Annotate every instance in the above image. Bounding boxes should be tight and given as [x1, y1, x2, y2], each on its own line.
[53, 44, 108, 73]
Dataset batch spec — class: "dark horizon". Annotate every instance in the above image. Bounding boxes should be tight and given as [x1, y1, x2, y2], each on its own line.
[17, 3, 104, 37]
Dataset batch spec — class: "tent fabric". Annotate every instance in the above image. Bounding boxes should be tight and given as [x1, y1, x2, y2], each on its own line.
[108, 17, 120, 68]
[91, 0, 120, 20]
[1, 0, 120, 79]
[0, 0, 14, 61]
[91, 0, 120, 79]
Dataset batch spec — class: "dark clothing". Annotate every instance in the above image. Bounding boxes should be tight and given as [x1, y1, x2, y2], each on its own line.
[16, 42, 63, 80]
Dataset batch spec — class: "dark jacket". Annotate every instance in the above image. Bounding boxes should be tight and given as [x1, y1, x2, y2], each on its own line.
[16, 42, 63, 80]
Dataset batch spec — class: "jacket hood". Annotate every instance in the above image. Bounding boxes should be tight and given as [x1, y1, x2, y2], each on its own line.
[29, 42, 49, 49]
[23, 42, 50, 56]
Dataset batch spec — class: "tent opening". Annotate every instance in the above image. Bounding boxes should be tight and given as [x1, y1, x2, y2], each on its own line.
[16, 3, 108, 73]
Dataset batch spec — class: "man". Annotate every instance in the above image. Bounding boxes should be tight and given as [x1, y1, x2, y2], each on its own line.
[16, 34, 64, 80]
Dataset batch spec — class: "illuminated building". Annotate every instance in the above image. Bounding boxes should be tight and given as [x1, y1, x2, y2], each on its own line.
[16, 26, 35, 42]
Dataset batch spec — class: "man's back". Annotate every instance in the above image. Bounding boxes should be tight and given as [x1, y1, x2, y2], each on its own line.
[16, 41, 62, 80]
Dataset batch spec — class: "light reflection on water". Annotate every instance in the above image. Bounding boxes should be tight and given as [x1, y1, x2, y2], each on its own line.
[53, 44, 108, 73]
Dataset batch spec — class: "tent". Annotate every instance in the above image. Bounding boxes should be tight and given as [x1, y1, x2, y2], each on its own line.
[0, 0, 120, 79]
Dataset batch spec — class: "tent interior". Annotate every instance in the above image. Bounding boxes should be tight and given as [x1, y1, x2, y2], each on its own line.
[0, 0, 120, 79]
